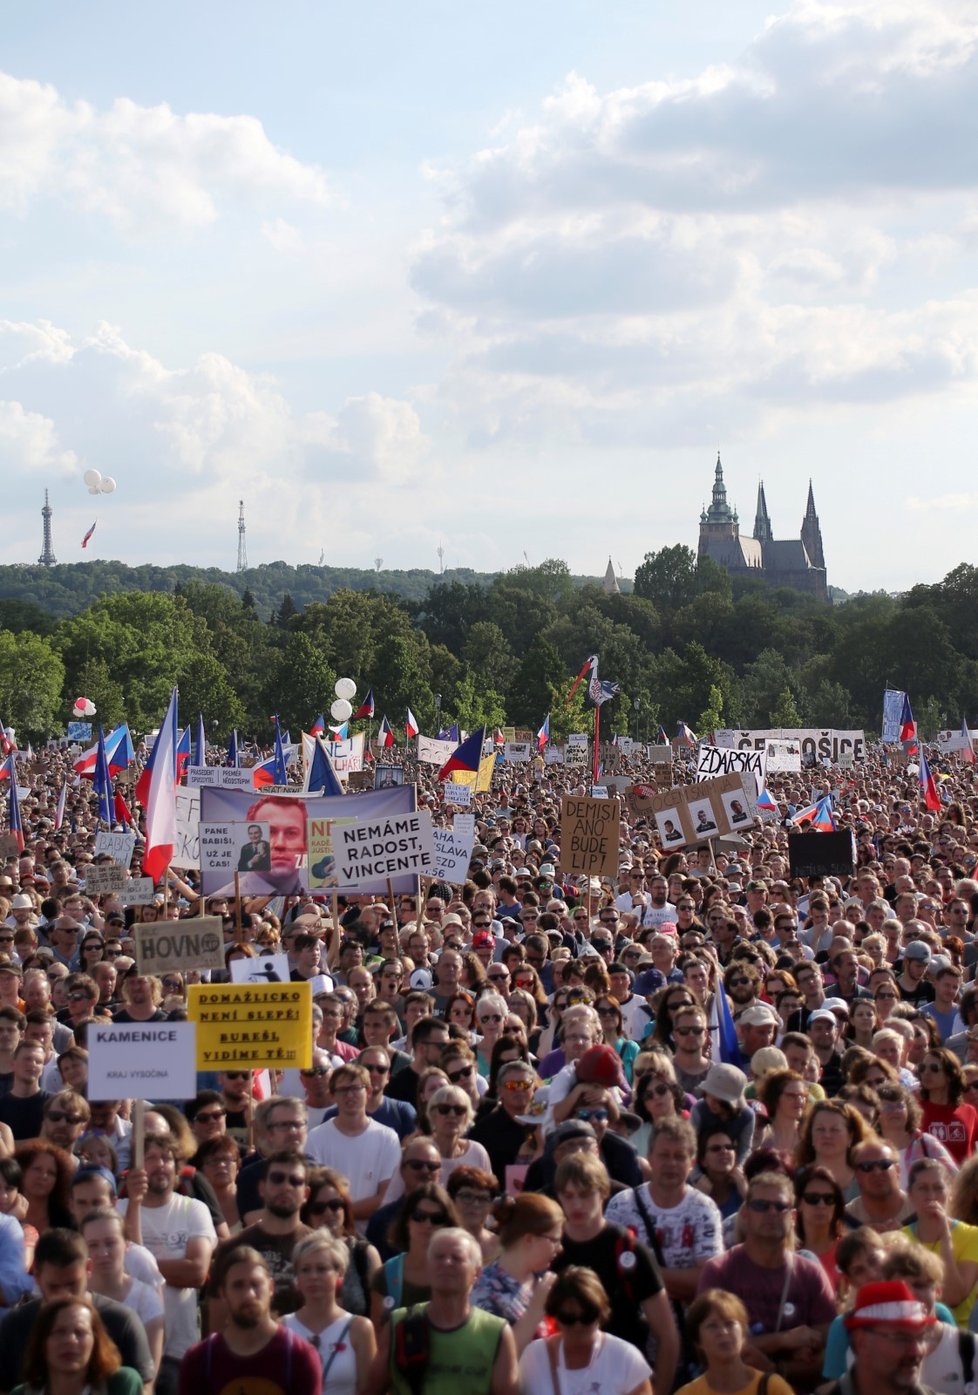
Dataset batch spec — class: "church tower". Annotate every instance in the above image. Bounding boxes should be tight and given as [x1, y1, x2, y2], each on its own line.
[602, 558, 620, 595]
[800, 480, 825, 569]
[753, 481, 772, 544]
[698, 452, 739, 557]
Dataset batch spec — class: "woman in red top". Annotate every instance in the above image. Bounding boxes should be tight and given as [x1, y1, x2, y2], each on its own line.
[918, 1046, 978, 1166]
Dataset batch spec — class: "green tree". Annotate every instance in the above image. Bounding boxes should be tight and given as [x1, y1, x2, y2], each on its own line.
[0, 631, 65, 740]
[72, 658, 126, 731]
[451, 672, 506, 732]
[266, 634, 336, 735]
[634, 545, 699, 612]
[461, 621, 518, 695]
[507, 637, 566, 727]
[696, 684, 726, 735]
[770, 687, 802, 727]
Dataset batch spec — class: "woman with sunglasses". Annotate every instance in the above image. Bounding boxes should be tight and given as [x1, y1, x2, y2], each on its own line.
[470, 1193, 563, 1353]
[78, 933, 105, 972]
[630, 1060, 686, 1157]
[874, 1082, 958, 1187]
[692, 1129, 744, 1223]
[793, 1164, 846, 1289]
[872, 977, 900, 1023]
[368, 1183, 459, 1327]
[917, 1045, 978, 1165]
[444, 991, 478, 1042]
[301, 1167, 380, 1317]
[474, 992, 508, 1077]
[506, 988, 543, 1055]
[646, 984, 696, 1052]
[519, 1266, 652, 1395]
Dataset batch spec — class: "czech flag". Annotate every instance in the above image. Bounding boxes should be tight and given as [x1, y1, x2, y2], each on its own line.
[81, 521, 97, 549]
[676, 721, 698, 748]
[438, 727, 486, 781]
[74, 724, 134, 779]
[536, 715, 550, 752]
[176, 726, 191, 782]
[310, 714, 326, 736]
[142, 688, 179, 883]
[54, 779, 67, 832]
[899, 695, 917, 744]
[793, 796, 835, 831]
[656, 726, 669, 746]
[4, 755, 23, 852]
[919, 749, 942, 812]
[114, 792, 134, 826]
[493, 727, 505, 747]
[405, 708, 419, 740]
[353, 689, 375, 721]
[377, 716, 395, 749]
[757, 787, 778, 814]
[961, 719, 976, 766]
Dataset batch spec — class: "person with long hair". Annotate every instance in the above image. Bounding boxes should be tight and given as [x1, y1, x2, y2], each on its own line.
[874, 1081, 958, 1187]
[794, 1100, 869, 1201]
[676, 1290, 793, 1395]
[903, 1157, 978, 1326]
[917, 1045, 978, 1165]
[518, 1266, 652, 1395]
[14, 1140, 73, 1233]
[11, 1296, 142, 1395]
[646, 984, 697, 1051]
[368, 1183, 459, 1326]
[793, 1164, 846, 1289]
[693, 1129, 745, 1223]
[845, 999, 879, 1050]
[756, 1070, 809, 1161]
[592, 995, 639, 1083]
[300, 1168, 380, 1318]
[444, 991, 478, 1042]
[195, 1136, 241, 1236]
[283, 1233, 376, 1395]
[630, 1060, 686, 1157]
[470, 1193, 563, 1352]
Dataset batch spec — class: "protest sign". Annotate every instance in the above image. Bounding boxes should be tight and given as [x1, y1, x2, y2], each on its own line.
[431, 822, 475, 885]
[714, 729, 867, 763]
[564, 743, 588, 768]
[374, 766, 404, 788]
[229, 952, 291, 984]
[882, 690, 906, 744]
[443, 782, 472, 806]
[172, 789, 200, 869]
[135, 916, 226, 975]
[187, 982, 313, 1069]
[119, 877, 155, 906]
[453, 813, 475, 841]
[199, 785, 419, 896]
[200, 821, 271, 883]
[697, 745, 766, 782]
[417, 736, 456, 766]
[333, 808, 436, 886]
[643, 772, 755, 848]
[764, 739, 802, 773]
[0, 835, 21, 858]
[543, 747, 564, 765]
[186, 766, 253, 790]
[88, 1021, 197, 1102]
[67, 721, 92, 742]
[94, 830, 137, 868]
[647, 745, 673, 765]
[623, 784, 660, 817]
[84, 866, 127, 896]
[788, 831, 856, 879]
[591, 785, 609, 799]
[502, 727, 516, 743]
[503, 742, 531, 762]
[329, 733, 365, 774]
[560, 796, 620, 879]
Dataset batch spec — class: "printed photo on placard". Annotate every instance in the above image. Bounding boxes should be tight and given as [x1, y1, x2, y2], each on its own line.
[237, 822, 271, 874]
[655, 807, 686, 845]
[720, 790, 752, 827]
[374, 765, 404, 788]
[689, 798, 719, 836]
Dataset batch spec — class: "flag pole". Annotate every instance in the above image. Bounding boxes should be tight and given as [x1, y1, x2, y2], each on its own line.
[593, 703, 600, 786]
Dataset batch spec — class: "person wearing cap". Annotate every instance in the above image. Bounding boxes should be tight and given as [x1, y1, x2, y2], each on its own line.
[897, 941, 937, 1006]
[697, 1169, 836, 1388]
[690, 1064, 755, 1166]
[735, 1004, 779, 1072]
[808, 1007, 846, 1097]
[826, 1279, 938, 1395]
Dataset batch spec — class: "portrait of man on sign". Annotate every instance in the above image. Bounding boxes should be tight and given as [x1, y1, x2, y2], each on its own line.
[237, 823, 271, 873]
[231, 796, 308, 895]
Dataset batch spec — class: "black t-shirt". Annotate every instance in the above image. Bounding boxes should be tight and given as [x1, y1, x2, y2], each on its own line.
[0, 1090, 49, 1141]
[555, 1223, 663, 1350]
[0, 1293, 154, 1388]
[384, 1064, 419, 1106]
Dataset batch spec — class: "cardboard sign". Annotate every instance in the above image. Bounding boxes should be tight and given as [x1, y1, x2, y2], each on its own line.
[624, 784, 660, 816]
[503, 742, 531, 762]
[697, 745, 766, 781]
[764, 739, 802, 773]
[119, 877, 155, 906]
[788, 831, 856, 879]
[644, 772, 756, 848]
[647, 745, 673, 765]
[186, 766, 254, 790]
[88, 1021, 198, 1102]
[187, 981, 313, 1069]
[94, 830, 137, 868]
[67, 721, 92, 741]
[443, 783, 472, 806]
[172, 789, 200, 869]
[333, 808, 436, 886]
[564, 745, 589, 768]
[416, 736, 457, 766]
[84, 866, 127, 895]
[135, 916, 226, 975]
[560, 796, 621, 879]
[431, 822, 475, 885]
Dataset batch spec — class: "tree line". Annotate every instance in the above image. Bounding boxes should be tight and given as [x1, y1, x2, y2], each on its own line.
[0, 548, 975, 744]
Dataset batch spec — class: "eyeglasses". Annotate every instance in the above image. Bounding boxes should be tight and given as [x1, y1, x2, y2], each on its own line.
[479, 1014, 503, 1024]
[644, 1083, 672, 1098]
[411, 1209, 448, 1225]
[104, 949, 123, 958]
[435, 1104, 467, 1116]
[856, 1158, 895, 1173]
[268, 1171, 306, 1187]
[455, 1189, 492, 1204]
[47, 1110, 85, 1125]
[404, 1159, 440, 1173]
[728, 977, 750, 987]
[747, 1198, 791, 1214]
[919, 1063, 943, 1074]
[706, 1142, 735, 1153]
[308, 1198, 345, 1215]
[801, 1191, 836, 1206]
[675, 1026, 704, 1037]
[194, 1109, 226, 1124]
[502, 1079, 533, 1091]
[553, 1309, 599, 1327]
[363, 1062, 390, 1075]
[300, 1067, 331, 1078]
[223, 1072, 249, 1081]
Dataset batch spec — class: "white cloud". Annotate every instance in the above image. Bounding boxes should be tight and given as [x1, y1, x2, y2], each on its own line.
[0, 399, 76, 475]
[0, 71, 334, 231]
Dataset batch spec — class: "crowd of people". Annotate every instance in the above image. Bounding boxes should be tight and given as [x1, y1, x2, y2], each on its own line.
[0, 735, 975, 1395]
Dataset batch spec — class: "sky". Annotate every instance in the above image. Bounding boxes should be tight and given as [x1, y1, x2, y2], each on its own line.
[2, 0, 977, 593]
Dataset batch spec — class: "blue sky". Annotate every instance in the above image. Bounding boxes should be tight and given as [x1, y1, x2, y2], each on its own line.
[2, 1, 977, 590]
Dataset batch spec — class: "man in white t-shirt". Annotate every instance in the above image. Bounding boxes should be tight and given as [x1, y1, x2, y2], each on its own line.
[640, 874, 678, 930]
[605, 1116, 721, 1305]
[120, 1134, 217, 1395]
[306, 1062, 400, 1231]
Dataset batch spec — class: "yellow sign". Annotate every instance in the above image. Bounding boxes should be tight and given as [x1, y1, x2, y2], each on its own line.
[187, 982, 313, 1070]
[452, 752, 496, 793]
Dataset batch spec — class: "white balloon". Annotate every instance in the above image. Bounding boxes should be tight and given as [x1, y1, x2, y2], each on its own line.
[330, 698, 353, 722]
[83, 469, 102, 488]
[334, 678, 357, 701]
[83, 700, 97, 716]
[99, 476, 116, 494]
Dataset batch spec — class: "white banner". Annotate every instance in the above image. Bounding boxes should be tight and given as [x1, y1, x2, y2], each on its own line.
[172, 789, 200, 869]
[882, 690, 906, 744]
[88, 1021, 198, 1102]
[93, 830, 137, 868]
[714, 729, 867, 763]
[431, 822, 476, 885]
[330, 733, 365, 774]
[544, 747, 564, 765]
[504, 742, 532, 762]
[186, 766, 254, 789]
[417, 735, 457, 766]
[696, 746, 767, 781]
[119, 877, 155, 906]
[333, 808, 436, 885]
[764, 739, 802, 772]
[443, 783, 472, 806]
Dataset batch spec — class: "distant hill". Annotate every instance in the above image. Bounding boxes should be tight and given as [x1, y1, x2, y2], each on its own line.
[0, 559, 630, 621]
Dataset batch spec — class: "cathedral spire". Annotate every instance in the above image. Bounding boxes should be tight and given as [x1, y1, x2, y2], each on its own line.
[602, 557, 620, 595]
[754, 481, 772, 544]
[704, 451, 736, 525]
[800, 479, 825, 570]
